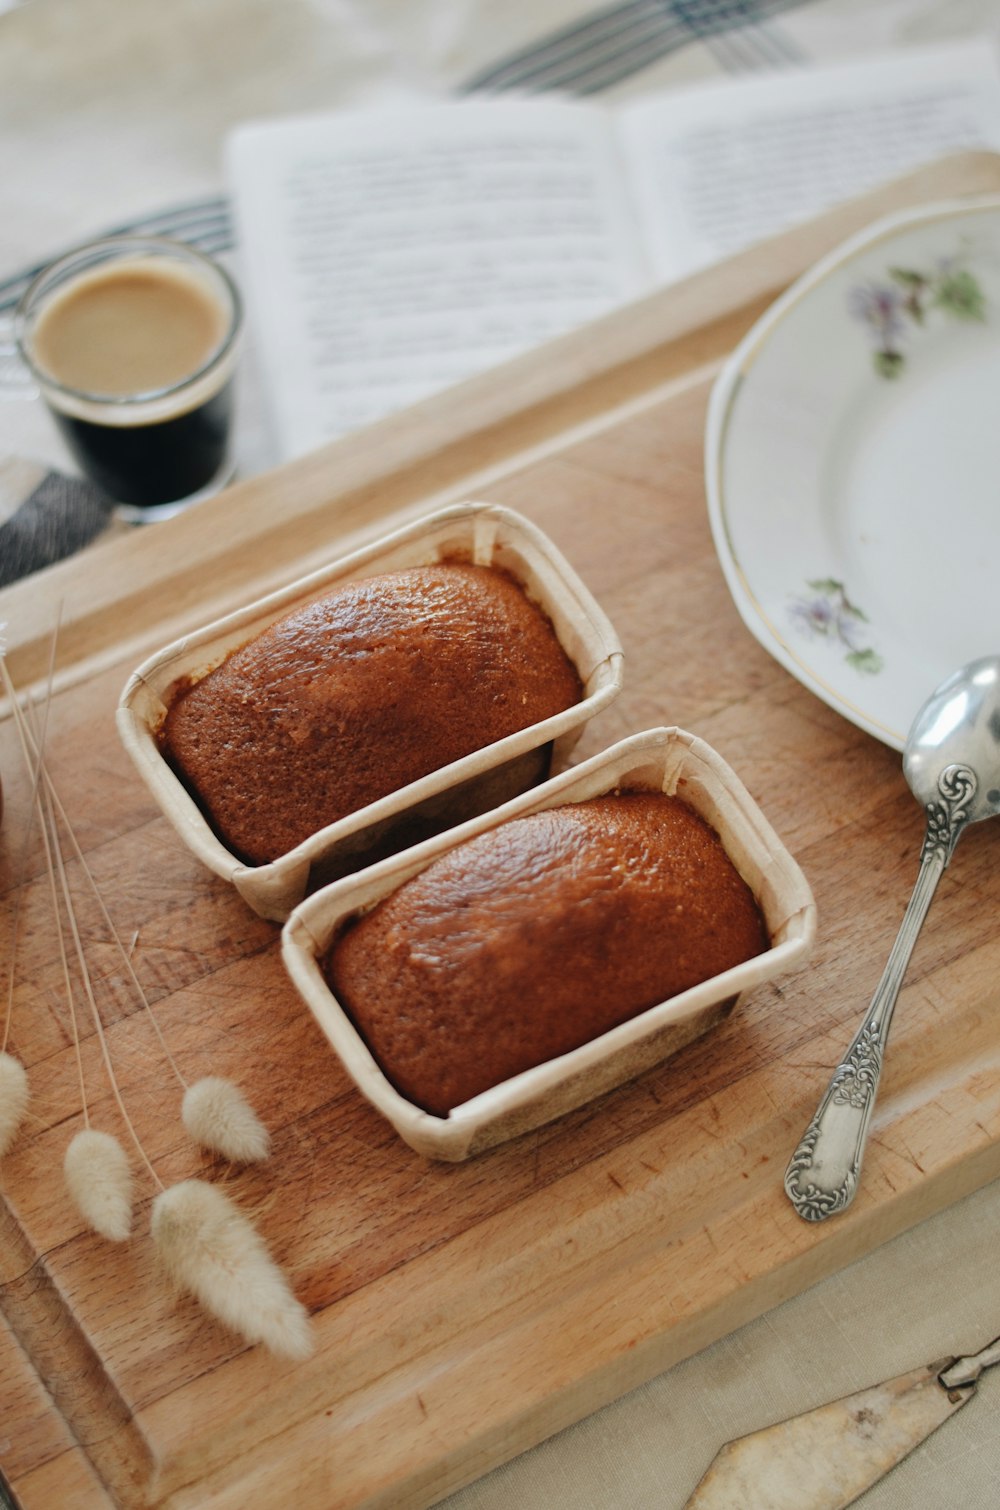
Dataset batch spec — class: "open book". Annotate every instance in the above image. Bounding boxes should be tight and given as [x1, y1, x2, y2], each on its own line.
[226, 40, 1000, 461]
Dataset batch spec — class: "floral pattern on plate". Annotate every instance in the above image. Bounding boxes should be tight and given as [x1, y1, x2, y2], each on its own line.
[788, 579, 883, 674]
[849, 247, 987, 378]
[707, 197, 1000, 751]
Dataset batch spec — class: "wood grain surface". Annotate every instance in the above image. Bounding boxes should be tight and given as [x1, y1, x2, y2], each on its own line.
[2, 154, 1000, 1509]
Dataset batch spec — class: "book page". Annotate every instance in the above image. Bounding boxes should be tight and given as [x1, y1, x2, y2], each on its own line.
[226, 100, 645, 460]
[618, 41, 1000, 283]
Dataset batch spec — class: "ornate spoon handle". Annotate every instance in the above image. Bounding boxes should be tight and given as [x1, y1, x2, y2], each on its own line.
[784, 764, 976, 1223]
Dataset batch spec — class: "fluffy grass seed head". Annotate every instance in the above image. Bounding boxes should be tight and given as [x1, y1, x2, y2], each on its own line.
[151, 1179, 313, 1360]
[64, 1128, 133, 1241]
[182, 1077, 271, 1163]
[0, 1052, 29, 1157]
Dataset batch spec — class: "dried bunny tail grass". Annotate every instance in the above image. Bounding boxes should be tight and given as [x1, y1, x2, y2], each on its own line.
[0, 1051, 29, 1157]
[2, 665, 162, 1194]
[12, 677, 186, 1091]
[64, 1128, 133, 1241]
[182, 1077, 271, 1163]
[151, 1179, 313, 1360]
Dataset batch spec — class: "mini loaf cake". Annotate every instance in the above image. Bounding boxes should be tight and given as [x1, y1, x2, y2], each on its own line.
[161, 562, 582, 866]
[324, 791, 768, 1116]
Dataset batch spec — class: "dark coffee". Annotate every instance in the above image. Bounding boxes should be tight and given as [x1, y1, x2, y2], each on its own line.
[50, 379, 234, 508]
[19, 243, 241, 514]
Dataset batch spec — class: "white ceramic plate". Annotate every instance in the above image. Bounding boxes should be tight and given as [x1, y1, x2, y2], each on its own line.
[706, 195, 1000, 751]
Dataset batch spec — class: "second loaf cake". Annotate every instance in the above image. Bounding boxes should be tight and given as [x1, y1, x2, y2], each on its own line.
[161, 562, 583, 866]
[325, 791, 768, 1116]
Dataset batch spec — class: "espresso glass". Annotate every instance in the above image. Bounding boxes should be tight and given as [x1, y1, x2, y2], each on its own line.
[15, 236, 243, 522]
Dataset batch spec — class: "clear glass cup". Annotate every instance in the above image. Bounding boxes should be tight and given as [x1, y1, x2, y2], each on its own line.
[10, 235, 243, 522]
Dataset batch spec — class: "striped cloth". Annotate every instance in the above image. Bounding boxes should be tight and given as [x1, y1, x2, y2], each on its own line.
[462, 0, 808, 93]
[0, 455, 114, 588]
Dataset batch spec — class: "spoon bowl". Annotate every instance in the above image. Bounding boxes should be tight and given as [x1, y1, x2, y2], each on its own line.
[785, 653, 1000, 1222]
[904, 655, 1000, 823]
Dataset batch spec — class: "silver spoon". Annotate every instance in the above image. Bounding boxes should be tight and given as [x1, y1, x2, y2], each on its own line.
[785, 654, 1000, 1222]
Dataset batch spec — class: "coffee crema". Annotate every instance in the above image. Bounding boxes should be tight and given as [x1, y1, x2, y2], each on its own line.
[32, 260, 228, 398]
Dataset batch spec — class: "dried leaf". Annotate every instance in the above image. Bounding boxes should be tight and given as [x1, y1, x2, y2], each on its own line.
[151, 1179, 312, 1360]
[64, 1128, 133, 1241]
[182, 1077, 271, 1163]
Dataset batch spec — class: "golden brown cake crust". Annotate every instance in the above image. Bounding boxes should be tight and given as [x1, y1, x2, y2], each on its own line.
[161, 563, 582, 865]
[325, 792, 767, 1116]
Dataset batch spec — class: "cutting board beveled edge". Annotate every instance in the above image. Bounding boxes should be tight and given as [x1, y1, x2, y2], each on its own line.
[2, 152, 1000, 1510]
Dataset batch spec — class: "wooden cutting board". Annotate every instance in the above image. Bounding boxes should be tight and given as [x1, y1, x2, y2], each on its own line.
[3, 153, 1000, 1510]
